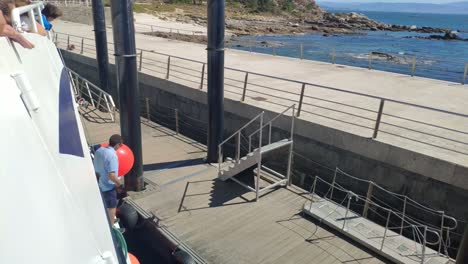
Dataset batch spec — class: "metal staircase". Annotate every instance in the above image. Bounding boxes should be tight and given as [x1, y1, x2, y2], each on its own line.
[218, 105, 295, 201]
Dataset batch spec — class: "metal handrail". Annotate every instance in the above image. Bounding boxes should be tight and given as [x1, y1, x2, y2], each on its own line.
[249, 104, 295, 138]
[218, 112, 264, 147]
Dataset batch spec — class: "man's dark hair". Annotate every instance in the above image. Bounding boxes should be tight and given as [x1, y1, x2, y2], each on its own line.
[41, 3, 62, 19]
[109, 134, 123, 147]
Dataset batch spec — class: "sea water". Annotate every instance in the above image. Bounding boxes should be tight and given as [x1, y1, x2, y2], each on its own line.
[234, 11, 468, 83]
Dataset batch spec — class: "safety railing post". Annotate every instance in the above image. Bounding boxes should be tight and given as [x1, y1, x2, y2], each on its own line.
[241, 72, 249, 101]
[421, 226, 427, 264]
[85, 82, 95, 108]
[255, 113, 264, 202]
[381, 210, 391, 251]
[67, 35, 70, 49]
[463, 63, 468, 85]
[411, 56, 417, 77]
[273, 46, 276, 56]
[300, 43, 304, 60]
[363, 181, 374, 218]
[236, 132, 241, 163]
[332, 48, 336, 64]
[286, 105, 295, 186]
[373, 99, 385, 139]
[368, 52, 373, 70]
[309, 176, 317, 211]
[145, 97, 150, 122]
[175, 109, 179, 134]
[249, 46, 252, 53]
[199, 63, 205, 89]
[329, 168, 338, 200]
[166, 56, 171, 79]
[268, 123, 272, 144]
[218, 145, 222, 173]
[297, 83, 305, 117]
[151, 25, 153, 32]
[138, 50, 143, 71]
[80, 37, 84, 54]
[438, 213, 445, 254]
[400, 196, 407, 235]
[342, 192, 352, 230]
[248, 135, 252, 153]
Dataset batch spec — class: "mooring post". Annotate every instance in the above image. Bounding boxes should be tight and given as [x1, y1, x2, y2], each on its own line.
[92, 0, 110, 94]
[363, 181, 374, 218]
[241, 72, 249, 101]
[373, 99, 385, 139]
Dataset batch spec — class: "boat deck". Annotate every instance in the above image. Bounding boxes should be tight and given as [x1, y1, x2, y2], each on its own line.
[81, 109, 387, 264]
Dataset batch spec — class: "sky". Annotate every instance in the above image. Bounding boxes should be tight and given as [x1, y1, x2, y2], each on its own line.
[316, 0, 460, 3]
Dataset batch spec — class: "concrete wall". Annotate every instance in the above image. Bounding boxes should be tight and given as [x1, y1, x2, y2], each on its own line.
[63, 50, 468, 241]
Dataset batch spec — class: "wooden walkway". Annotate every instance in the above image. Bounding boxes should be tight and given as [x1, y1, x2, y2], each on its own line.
[81, 109, 387, 264]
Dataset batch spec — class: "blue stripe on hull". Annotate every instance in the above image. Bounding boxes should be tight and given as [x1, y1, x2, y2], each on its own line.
[59, 68, 84, 157]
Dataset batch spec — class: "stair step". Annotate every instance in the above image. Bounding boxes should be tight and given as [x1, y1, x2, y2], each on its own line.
[253, 139, 292, 154]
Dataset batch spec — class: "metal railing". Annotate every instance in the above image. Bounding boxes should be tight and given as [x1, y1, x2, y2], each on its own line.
[307, 171, 455, 263]
[67, 68, 116, 122]
[54, 31, 468, 158]
[134, 23, 206, 36]
[38, 0, 90, 6]
[11, 2, 45, 33]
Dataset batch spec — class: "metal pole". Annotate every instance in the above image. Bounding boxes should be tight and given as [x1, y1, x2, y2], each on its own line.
[145, 97, 150, 122]
[381, 210, 391, 251]
[256, 113, 263, 201]
[439, 213, 445, 254]
[411, 56, 417, 77]
[462, 63, 468, 85]
[111, 0, 144, 191]
[175, 109, 179, 134]
[92, 0, 110, 94]
[241, 72, 249, 101]
[400, 196, 407, 235]
[138, 50, 143, 71]
[343, 192, 351, 230]
[286, 106, 295, 186]
[329, 168, 338, 200]
[268, 123, 272, 144]
[309, 176, 317, 211]
[373, 99, 385, 139]
[421, 226, 427, 264]
[166, 56, 171, 79]
[368, 52, 373, 70]
[297, 83, 305, 117]
[67, 35, 70, 48]
[151, 25, 153, 32]
[236, 132, 241, 163]
[272, 46, 276, 56]
[199, 63, 206, 89]
[332, 48, 335, 64]
[363, 181, 374, 218]
[80, 38, 84, 54]
[300, 43, 304, 60]
[206, 0, 225, 163]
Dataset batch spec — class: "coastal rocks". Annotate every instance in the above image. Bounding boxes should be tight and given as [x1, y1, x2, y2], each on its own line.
[404, 32, 467, 41]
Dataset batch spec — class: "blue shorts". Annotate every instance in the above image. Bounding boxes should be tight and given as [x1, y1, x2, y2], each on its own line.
[102, 188, 117, 209]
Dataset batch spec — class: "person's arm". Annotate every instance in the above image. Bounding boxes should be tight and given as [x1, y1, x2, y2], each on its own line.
[105, 154, 121, 187]
[0, 11, 34, 49]
[35, 22, 46, 36]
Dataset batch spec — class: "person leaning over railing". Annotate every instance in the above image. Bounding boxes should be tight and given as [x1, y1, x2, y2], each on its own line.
[0, 2, 34, 48]
[41, 3, 61, 31]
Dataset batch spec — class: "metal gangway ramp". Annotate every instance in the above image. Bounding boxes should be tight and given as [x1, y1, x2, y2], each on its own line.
[303, 168, 457, 264]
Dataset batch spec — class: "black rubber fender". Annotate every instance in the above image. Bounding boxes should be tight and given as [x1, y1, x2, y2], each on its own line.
[172, 248, 195, 264]
[118, 202, 139, 231]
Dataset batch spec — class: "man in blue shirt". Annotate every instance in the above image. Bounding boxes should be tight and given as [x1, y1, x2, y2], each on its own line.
[41, 3, 62, 31]
[94, 134, 123, 225]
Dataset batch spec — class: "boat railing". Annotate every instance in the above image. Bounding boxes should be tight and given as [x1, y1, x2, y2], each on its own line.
[11, 2, 46, 34]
